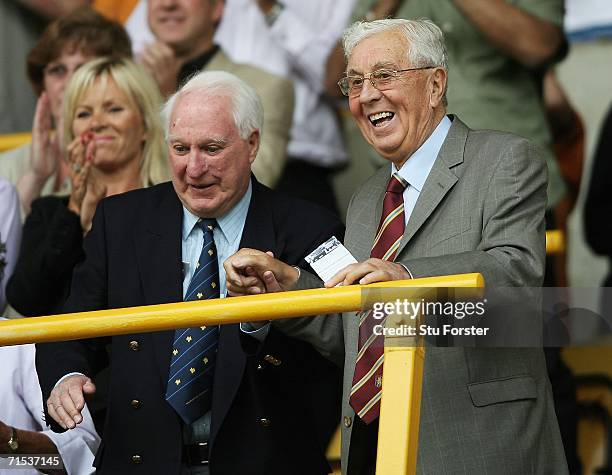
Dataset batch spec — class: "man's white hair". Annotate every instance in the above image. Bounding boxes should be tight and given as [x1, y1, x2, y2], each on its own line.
[161, 70, 264, 140]
[342, 18, 448, 70]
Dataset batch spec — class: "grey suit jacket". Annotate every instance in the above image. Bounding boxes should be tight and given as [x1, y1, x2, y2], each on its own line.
[338, 116, 567, 474]
[205, 50, 294, 188]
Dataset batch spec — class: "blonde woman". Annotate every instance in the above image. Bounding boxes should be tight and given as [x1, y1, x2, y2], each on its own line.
[7, 57, 170, 317]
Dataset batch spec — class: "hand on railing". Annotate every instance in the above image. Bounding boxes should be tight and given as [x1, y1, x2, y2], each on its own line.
[47, 375, 96, 430]
[325, 258, 411, 287]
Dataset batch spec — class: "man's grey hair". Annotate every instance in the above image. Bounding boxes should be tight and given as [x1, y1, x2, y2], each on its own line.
[342, 18, 448, 71]
[161, 70, 264, 140]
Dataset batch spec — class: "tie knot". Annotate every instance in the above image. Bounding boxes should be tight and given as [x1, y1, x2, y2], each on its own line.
[386, 174, 407, 194]
[197, 218, 216, 233]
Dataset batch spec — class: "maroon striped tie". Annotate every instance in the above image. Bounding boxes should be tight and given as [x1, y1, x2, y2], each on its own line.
[349, 173, 407, 423]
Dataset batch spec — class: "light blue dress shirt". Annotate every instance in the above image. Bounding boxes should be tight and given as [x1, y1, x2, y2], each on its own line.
[181, 182, 252, 298]
[393, 115, 452, 225]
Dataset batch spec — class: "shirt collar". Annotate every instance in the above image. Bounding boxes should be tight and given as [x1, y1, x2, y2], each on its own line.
[182, 179, 253, 242]
[178, 44, 220, 87]
[392, 115, 452, 192]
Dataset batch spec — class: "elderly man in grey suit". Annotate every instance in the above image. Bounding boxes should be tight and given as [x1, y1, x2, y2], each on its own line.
[225, 18, 568, 474]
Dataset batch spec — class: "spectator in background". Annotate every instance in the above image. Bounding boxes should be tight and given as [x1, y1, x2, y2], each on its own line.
[0, 7, 132, 216]
[7, 57, 170, 318]
[0, 325, 100, 474]
[0, 1, 89, 133]
[136, 0, 294, 189]
[213, 0, 354, 215]
[0, 181, 98, 473]
[0, 179, 21, 314]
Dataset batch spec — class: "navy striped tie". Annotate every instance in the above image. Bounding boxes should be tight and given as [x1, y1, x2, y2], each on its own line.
[165, 218, 220, 424]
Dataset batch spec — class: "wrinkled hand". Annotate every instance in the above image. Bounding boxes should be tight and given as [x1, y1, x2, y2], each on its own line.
[325, 258, 411, 287]
[47, 375, 96, 430]
[0, 420, 11, 445]
[138, 41, 181, 97]
[224, 248, 299, 296]
[30, 92, 62, 183]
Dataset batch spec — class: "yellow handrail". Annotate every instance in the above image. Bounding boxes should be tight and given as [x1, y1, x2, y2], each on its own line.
[546, 229, 565, 255]
[0, 272, 484, 475]
[0, 273, 483, 347]
[0, 132, 31, 152]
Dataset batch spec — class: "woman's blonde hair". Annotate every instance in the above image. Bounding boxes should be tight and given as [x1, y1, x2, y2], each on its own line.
[62, 56, 170, 186]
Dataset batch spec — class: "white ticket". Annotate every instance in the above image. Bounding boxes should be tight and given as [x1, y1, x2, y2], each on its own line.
[305, 236, 358, 283]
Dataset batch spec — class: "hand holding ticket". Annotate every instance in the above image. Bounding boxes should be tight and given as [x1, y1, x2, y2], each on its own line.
[305, 236, 358, 283]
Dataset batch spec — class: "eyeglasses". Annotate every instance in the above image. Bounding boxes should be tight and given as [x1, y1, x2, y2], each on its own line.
[337, 67, 434, 97]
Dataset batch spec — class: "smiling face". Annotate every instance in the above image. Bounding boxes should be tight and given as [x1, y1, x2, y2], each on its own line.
[43, 48, 94, 121]
[72, 76, 146, 172]
[148, 0, 222, 57]
[168, 91, 259, 218]
[347, 29, 447, 168]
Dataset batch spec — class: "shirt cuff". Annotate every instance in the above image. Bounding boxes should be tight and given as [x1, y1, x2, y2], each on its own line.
[55, 372, 86, 388]
[240, 322, 271, 342]
[398, 263, 414, 279]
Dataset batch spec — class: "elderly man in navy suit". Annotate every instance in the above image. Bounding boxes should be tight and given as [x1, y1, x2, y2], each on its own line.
[36, 70, 343, 475]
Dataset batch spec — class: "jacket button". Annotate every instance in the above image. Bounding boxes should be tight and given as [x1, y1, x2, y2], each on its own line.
[263, 354, 281, 366]
[256, 364, 264, 371]
[130, 399, 141, 409]
[259, 418, 271, 428]
[131, 454, 142, 464]
[344, 416, 352, 428]
[129, 340, 140, 351]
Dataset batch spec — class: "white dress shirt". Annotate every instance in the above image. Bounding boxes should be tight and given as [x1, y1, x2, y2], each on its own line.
[214, 0, 355, 168]
[0, 179, 21, 314]
[0, 328, 100, 475]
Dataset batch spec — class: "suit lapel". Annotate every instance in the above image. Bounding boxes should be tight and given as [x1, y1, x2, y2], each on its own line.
[351, 168, 388, 261]
[397, 117, 467, 255]
[134, 184, 184, 385]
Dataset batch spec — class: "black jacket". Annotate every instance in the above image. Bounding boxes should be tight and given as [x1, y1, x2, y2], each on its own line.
[7, 196, 84, 316]
[36, 180, 344, 475]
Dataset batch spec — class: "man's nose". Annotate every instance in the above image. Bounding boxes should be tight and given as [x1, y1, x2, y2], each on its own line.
[358, 78, 382, 104]
[185, 151, 208, 177]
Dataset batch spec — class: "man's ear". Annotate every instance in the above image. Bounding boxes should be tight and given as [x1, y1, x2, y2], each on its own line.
[247, 130, 260, 164]
[429, 67, 447, 107]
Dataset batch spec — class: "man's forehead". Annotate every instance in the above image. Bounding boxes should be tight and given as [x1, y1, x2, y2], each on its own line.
[171, 92, 228, 121]
[347, 30, 409, 72]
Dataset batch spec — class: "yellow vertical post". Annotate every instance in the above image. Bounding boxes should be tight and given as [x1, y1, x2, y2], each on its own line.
[375, 295, 425, 475]
[374, 282, 484, 474]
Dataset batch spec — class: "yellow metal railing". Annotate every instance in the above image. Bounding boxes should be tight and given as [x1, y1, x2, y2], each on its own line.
[0, 132, 31, 152]
[546, 230, 565, 255]
[0, 274, 483, 347]
[0, 273, 484, 475]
